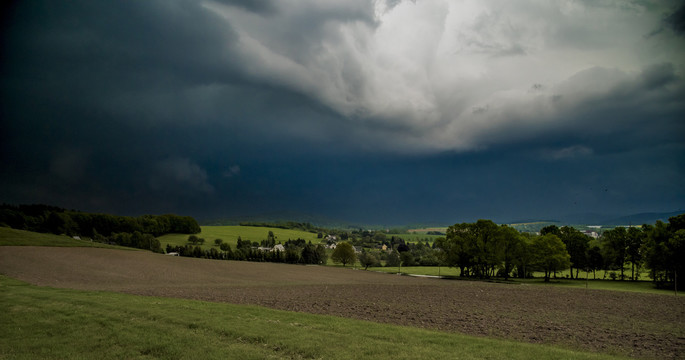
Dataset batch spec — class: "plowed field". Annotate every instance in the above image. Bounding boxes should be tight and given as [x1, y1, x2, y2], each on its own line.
[1, 246, 683, 359]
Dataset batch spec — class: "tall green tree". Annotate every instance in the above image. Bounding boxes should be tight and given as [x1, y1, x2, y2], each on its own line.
[266, 231, 276, 247]
[642, 216, 685, 289]
[442, 220, 515, 278]
[471, 219, 500, 278]
[514, 233, 536, 279]
[602, 227, 628, 280]
[586, 245, 604, 279]
[531, 234, 570, 282]
[441, 223, 477, 277]
[558, 226, 590, 279]
[626, 227, 645, 280]
[331, 241, 357, 267]
[499, 225, 524, 280]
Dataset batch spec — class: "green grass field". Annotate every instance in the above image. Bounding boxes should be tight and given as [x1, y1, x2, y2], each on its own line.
[0, 227, 131, 250]
[0, 275, 626, 360]
[157, 225, 322, 251]
[366, 266, 679, 296]
[369, 265, 461, 277]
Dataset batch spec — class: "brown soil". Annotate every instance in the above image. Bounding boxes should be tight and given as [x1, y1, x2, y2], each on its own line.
[1, 246, 683, 359]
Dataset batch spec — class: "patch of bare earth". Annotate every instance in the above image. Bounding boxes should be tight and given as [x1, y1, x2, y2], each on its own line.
[1, 246, 683, 359]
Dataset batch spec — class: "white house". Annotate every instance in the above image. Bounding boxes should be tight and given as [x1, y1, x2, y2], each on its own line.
[583, 230, 599, 239]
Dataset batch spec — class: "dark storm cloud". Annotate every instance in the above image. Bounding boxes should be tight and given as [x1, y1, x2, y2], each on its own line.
[665, 3, 685, 35]
[1, 0, 683, 223]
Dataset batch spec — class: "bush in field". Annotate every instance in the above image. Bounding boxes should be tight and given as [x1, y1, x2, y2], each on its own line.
[400, 251, 416, 266]
[301, 242, 327, 265]
[285, 248, 301, 264]
[386, 251, 400, 267]
[358, 252, 379, 270]
[214, 238, 223, 246]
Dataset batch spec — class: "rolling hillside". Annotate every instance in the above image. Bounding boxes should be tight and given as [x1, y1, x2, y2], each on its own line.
[157, 225, 322, 251]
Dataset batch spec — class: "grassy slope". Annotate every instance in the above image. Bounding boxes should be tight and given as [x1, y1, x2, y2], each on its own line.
[0, 276, 625, 360]
[0, 227, 130, 250]
[157, 225, 321, 251]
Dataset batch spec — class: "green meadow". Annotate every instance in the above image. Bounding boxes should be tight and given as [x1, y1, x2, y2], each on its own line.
[157, 225, 322, 251]
[0, 275, 626, 360]
[367, 266, 677, 296]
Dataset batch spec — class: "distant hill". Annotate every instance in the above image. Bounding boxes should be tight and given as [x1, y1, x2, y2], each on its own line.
[560, 210, 684, 226]
[506, 219, 560, 225]
[599, 211, 684, 226]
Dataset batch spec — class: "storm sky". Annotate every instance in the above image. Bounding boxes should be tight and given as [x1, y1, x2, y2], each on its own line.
[1, 0, 684, 225]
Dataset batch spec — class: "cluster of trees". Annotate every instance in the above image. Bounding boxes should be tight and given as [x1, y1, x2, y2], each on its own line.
[0, 204, 201, 237]
[167, 235, 328, 265]
[600, 216, 684, 289]
[330, 239, 443, 269]
[106, 231, 163, 253]
[434, 220, 568, 282]
[433, 215, 685, 287]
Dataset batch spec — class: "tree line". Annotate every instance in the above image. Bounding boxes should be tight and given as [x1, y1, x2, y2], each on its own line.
[337, 214, 684, 289]
[0, 204, 201, 237]
[0, 203, 200, 252]
[432, 215, 684, 287]
[166, 236, 328, 265]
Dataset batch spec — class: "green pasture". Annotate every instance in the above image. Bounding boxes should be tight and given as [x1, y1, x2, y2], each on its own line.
[367, 266, 678, 296]
[157, 225, 321, 251]
[369, 265, 461, 277]
[530, 269, 652, 282]
[0, 227, 131, 250]
[0, 276, 626, 360]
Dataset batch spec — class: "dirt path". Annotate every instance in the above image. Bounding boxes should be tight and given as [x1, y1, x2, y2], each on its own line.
[1, 246, 683, 359]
